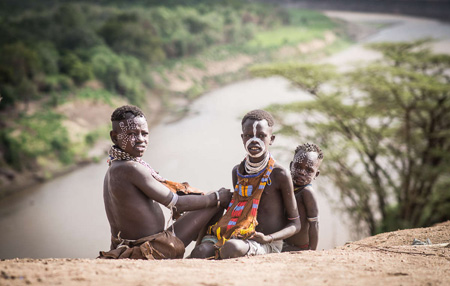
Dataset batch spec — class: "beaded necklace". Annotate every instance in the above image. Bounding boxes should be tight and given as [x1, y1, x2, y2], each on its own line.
[108, 145, 165, 182]
[294, 184, 312, 194]
[244, 152, 270, 174]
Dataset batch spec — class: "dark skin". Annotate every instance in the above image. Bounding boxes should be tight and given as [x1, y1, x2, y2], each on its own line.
[191, 118, 300, 258]
[103, 114, 232, 248]
[283, 151, 321, 251]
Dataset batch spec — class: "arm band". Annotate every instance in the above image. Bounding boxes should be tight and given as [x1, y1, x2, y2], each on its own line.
[166, 193, 178, 209]
[214, 191, 220, 207]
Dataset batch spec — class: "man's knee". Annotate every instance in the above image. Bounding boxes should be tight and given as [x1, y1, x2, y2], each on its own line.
[190, 242, 215, 259]
[219, 239, 249, 259]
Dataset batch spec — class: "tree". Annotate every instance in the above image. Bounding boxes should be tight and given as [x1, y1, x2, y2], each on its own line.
[250, 39, 450, 235]
[98, 12, 165, 63]
[0, 42, 40, 109]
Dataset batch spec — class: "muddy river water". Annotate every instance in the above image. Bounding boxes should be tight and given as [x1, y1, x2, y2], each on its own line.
[1, 11, 449, 259]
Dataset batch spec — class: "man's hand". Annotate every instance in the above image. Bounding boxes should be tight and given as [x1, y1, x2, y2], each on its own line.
[218, 188, 232, 208]
[249, 231, 273, 244]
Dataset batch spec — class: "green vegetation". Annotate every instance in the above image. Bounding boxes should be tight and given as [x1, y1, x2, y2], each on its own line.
[0, 2, 337, 110]
[250, 39, 450, 235]
[0, 0, 343, 193]
[1, 111, 73, 171]
[247, 10, 335, 49]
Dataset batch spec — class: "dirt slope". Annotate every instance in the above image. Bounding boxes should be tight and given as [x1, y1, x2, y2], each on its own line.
[1, 221, 449, 286]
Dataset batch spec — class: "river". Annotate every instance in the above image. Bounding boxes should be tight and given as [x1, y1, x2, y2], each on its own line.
[1, 11, 449, 259]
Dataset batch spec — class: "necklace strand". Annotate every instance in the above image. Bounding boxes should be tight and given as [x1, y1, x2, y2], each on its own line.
[108, 146, 165, 181]
[245, 152, 270, 174]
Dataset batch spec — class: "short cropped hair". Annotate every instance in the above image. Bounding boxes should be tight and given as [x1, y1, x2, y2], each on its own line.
[294, 143, 324, 160]
[241, 109, 274, 127]
[111, 105, 145, 121]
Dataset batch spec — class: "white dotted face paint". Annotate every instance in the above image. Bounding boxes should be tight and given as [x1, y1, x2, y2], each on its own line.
[245, 121, 266, 158]
[293, 152, 316, 168]
[127, 119, 137, 147]
[290, 151, 320, 185]
[117, 118, 138, 150]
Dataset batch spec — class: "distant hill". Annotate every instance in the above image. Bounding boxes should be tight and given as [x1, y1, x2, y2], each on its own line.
[0, 0, 223, 16]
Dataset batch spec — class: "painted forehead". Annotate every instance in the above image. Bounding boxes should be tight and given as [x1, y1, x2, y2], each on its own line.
[114, 116, 147, 129]
[242, 119, 271, 131]
[293, 151, 320, 166]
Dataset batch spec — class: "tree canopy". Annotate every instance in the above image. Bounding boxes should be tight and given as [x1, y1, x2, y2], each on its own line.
[250, 39, 450, 234]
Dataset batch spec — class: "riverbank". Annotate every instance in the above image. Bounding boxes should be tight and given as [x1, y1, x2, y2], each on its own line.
[1, 221, 448, 286]
[0, 12, 360, 199]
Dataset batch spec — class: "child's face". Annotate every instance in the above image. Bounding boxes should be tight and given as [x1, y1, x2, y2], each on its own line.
[241, 119, 274, 158]
[290, 151, 321, 186]
[111, 116, 149, 158]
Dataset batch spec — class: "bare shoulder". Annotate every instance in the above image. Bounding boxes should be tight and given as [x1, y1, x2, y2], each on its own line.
[269, 163, 292, 192]
[301, 186, 317, 199]
[301, 186, 319, 213]
[231, 164, 239, 184]
[108, 160, 150, 180]
[231, 164, 240, 177]
[109, 160, 139, 171]
[271, 162, 290, 179]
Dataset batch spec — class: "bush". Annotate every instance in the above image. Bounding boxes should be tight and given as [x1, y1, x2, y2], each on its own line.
[60, 52, 94, 85]
[89, 46, 146, 105]
[1, 111, 74, 170]
[98, 11, 165, 62]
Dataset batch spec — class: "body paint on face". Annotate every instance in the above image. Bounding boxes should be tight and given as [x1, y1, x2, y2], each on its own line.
[291, 151, 319, 179]
[117, 119, 138, 150]
[245, 121, 266, 158]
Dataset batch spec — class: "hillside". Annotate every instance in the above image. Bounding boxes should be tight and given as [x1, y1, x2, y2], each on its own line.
[0, 2, 348, 197]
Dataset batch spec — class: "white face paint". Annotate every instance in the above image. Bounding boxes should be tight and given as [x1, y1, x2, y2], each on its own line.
[245, 121, 266, 158]
[290, 151, 320, 185]
[117, 119, 138, 150]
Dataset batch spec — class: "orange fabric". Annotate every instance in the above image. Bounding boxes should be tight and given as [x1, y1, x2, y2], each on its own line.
[162, 180, 204, 195]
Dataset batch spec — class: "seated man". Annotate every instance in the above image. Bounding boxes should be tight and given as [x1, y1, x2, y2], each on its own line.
[98, 105, 231, 260]
[191, 109, 300, 259]
[283, 143, 323, 251]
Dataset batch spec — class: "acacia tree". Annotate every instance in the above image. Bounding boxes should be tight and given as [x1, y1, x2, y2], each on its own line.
[250, 40, 450, 235]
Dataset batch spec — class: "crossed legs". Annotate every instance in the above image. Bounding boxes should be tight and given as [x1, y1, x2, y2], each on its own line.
[169, 207, 224, 247]
[191, 238, 250, 259]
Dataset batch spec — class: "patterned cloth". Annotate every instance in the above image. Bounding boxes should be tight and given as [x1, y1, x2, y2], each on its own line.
[98, 230, 185, 260]
[209, 156, 275, 248]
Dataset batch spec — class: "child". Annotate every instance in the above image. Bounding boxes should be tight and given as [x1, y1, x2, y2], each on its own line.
[98, 105, 232, 260]
[283, 143, 323, 251]
[191, 109, 300, 259]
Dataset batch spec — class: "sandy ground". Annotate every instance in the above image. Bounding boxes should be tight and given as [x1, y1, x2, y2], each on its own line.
[1, 221, 449, 286]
